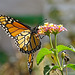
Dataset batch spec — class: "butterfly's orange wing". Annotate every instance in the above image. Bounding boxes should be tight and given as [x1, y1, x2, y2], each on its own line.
[0, 15, 41, 54]
[16, 32, 41, 54]
[0, 15, 31, 38]
[0, 15, 41, 74]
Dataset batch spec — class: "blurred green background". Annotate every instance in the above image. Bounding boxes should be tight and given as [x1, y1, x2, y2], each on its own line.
[0, 0, 75, 75]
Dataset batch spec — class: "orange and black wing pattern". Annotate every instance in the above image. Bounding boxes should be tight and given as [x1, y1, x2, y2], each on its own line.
[0, 15, 41, 74]
[16, 32, 41, 54]
[0, 15, 41, 54]
[0, 15, 31, 38]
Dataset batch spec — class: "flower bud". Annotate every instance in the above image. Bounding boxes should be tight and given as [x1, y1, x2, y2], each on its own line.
[61, 51, 66, 59]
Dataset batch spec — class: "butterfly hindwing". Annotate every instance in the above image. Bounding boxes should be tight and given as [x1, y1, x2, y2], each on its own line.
[16, 32, 41, 54]
[15, 30, 31, 51]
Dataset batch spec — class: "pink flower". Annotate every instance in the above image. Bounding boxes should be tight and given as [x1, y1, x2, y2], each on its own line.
[38, 22, 67, 35]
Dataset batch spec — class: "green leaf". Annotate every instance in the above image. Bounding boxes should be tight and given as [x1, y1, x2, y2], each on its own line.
[36, 48, 53, 65]
[56, 45, 75, 53]
[43, 65, 59, 75]
[50, 65, 59, 71]
[44, 65, 50, 75]
[66, 64, 75, 70]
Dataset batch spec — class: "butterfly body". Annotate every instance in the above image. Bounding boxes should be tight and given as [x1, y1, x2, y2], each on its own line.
[0, 15, 41, 74]
[31, 26, 39, 34]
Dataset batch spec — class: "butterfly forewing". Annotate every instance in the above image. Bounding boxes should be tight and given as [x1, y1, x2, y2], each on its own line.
[0, 15, 41, 54]
[0, 15, 42, 74]
[0, 15, 31, 38]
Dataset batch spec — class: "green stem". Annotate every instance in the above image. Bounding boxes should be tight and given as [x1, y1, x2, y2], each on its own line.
[62, 58, 64, 68]
[54, 34, 63, 75]
[49, 33, 53, 48]
[56, 52, 61, 69]
[61, 70, 64, 75]
[55, 34, 60, 67]
[61, 59, 64, 75]
[55, 34, 57, 49]
[65, 62, 68, 75]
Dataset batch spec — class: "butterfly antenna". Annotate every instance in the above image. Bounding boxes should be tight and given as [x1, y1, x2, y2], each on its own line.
[37, 18, 47, 27]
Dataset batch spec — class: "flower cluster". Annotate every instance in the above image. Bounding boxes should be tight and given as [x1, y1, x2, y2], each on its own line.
[38, 22, 67, 35]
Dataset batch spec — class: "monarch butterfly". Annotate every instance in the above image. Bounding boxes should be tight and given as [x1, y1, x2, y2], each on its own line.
[0, 15, 41, 74]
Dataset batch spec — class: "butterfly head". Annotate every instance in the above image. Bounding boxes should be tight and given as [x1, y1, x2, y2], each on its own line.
[31, 26, 39, 34]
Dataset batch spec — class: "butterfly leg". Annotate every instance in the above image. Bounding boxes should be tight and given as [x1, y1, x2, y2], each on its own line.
[39, 35, 45, 39]
[28, 53, 34, 74]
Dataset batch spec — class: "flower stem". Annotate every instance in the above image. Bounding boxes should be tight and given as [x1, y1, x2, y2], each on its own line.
[56, 52, 61, 69]
[55, 34, 60, 66]
[49, 33, 53, 48]
[62, 58, 64, 68]
[65, 62, 68, 75]
[61, 70, 64, 75]
[54, 34, 63, 75]
[56, 52, 64, 75]
[55, 34, 57, 49]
